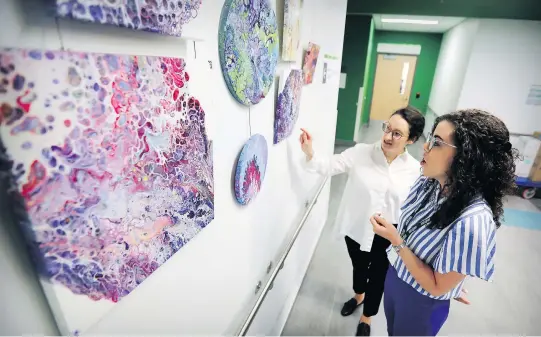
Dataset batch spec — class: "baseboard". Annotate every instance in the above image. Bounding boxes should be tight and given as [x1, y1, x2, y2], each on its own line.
[334, 139, 356, 147]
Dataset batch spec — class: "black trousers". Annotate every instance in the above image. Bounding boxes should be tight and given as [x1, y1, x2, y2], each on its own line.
[345, 234, 391, 317]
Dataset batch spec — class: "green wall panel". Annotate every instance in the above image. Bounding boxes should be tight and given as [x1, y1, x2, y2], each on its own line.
[335, 15, 372, 141]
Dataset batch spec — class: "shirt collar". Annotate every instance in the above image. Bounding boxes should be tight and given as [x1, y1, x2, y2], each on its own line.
[373, 141, 410, 165]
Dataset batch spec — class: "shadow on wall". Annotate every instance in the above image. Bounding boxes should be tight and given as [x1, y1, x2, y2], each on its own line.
[0, 136, 59, 334]
[286, 139, 311, 204]
[2, 0, 188, 56]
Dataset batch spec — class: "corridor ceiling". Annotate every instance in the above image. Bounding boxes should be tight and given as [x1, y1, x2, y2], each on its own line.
[347, 0, 541, 21]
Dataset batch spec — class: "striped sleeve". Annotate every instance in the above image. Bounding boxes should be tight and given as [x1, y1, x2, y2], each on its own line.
[433, 210, 496, 282]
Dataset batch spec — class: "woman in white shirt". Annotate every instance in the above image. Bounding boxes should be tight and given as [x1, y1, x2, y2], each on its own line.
[299, 107, 425, 336]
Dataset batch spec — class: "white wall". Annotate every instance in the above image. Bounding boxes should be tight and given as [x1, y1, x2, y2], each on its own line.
[428, 19, 541, 135]
[428, 19, 479, 117]
[0, 0, 347, 335]
[457, 20, 541, 134]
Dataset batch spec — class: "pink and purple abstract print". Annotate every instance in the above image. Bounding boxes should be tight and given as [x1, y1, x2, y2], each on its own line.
[56, 0, 201, 37]
[0, 49, 213, 305]
[274, 70, 302, 144]
[302, 42, 320, 85]
[234, 134, 267, 205]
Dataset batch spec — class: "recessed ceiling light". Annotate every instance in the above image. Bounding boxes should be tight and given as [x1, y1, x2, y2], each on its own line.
[381, 18, 439, 25]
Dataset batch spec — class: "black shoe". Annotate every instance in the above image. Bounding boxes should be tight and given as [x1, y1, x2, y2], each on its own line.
[340, 297, 363, 316]
[356, 322, 371, 336]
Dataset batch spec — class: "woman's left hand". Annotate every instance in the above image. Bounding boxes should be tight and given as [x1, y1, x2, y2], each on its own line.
[370, 214, 402, 246]
[454, 288, 470, 305]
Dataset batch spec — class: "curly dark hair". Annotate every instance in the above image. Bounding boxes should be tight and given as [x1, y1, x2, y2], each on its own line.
[428, 109, 519, 229]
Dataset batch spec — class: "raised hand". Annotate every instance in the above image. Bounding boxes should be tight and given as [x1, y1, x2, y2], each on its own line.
[370, 214, 402, 246]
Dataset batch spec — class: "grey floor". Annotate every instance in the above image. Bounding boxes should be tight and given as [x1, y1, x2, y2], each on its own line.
[282, 125, 541, 336]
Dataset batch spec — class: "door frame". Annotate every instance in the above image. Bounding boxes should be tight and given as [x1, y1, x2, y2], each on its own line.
[367, 43, 421, 124]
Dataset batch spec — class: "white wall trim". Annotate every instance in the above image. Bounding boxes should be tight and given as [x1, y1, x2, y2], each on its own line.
[377, 43, 421, 55]
[353, 89, 363, 143]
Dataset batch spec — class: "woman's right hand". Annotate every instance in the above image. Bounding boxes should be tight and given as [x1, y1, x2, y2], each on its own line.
[299, 128, 314, 160]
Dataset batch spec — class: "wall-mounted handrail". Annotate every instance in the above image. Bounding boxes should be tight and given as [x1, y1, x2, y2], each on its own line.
[510, 132, 534, 137]
[236, 176, 330, 336]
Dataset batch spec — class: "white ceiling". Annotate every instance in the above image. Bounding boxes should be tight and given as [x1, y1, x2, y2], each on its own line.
[373, 14, 465, 33]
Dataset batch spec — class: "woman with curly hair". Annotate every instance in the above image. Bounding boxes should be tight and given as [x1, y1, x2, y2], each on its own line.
[370, 109, 517, 336]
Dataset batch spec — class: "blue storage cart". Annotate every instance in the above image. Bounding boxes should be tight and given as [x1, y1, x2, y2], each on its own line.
[516, 177, 541, 199]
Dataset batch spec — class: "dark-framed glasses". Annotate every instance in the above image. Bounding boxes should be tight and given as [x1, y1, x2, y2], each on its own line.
[426, 133, 457, 152]
[382, 122, 405, 140]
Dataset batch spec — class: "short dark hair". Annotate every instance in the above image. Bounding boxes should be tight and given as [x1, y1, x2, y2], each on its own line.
[391, 106, 425, 143]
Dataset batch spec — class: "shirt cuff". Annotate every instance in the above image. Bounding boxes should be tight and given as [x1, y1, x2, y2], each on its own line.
[302, 152, 320, 172]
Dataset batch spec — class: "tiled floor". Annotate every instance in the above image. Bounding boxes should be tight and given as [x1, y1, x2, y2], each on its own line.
[282, 126, 541, 336]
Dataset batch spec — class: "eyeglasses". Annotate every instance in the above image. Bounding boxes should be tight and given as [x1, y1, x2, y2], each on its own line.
[425, 133, 457, 152]
[382, 122, 405, 140]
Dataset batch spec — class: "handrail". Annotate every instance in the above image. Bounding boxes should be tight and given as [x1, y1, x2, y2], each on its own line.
[510, 132, 535, 137]
[236, 176, 330, 336]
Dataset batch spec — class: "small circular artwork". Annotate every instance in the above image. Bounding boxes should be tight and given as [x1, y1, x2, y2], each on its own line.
[218, 0, 279, 106]
[234, 134, 268, 205]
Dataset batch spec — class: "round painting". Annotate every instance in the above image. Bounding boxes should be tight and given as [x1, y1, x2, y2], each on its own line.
[234, 134, 268, 205]
[218, 0, 279, 106]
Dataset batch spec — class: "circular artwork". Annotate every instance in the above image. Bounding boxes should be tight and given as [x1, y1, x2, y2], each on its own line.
[218, 0, 279, 106]
[234, 134, 268, 205]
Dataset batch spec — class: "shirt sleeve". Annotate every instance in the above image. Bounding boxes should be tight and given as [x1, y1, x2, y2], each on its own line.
[302, 144, 364, 176]
[433, 209, 496, 282]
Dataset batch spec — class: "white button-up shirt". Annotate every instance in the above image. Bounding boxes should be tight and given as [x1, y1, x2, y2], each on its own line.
[304, 141, 420, 251]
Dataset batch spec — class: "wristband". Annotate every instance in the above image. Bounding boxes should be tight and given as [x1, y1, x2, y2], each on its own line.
[393, 241, 406, 254]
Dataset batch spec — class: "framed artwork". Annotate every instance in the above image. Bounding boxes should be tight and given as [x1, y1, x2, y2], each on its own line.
[274, 69, 303, 144]
[218, 0, 279, 106]
[0, 48, 214, 334]
[302, 42, 320, 85]
[234, 134, 268, 205]
[55, 0, 202, 37]
[282, 0, 302, 61]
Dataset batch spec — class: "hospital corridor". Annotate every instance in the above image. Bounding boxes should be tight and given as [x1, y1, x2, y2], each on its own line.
[282, 126, 541, 335]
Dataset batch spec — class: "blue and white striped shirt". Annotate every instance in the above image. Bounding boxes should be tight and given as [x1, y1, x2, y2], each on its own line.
[389, 176, 496, 300]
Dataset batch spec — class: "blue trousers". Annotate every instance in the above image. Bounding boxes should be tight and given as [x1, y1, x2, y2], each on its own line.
[384, 267, 450, 336]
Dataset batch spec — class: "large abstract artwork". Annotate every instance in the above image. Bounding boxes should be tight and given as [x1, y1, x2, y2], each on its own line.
[234, 134, 268, 205]
[0, 48, 213, 334]
[274, 69, 302, 144]
[282, 0, 302, 61]
[302, 42, 320, 85]
[56, 0, 202, 37]
[218, 0, 279, 106]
